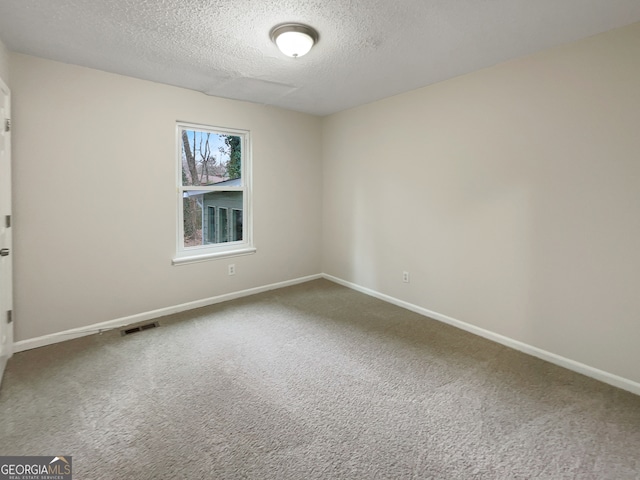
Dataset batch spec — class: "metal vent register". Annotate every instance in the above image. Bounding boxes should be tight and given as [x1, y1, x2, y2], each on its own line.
[120, 322, 159, 336]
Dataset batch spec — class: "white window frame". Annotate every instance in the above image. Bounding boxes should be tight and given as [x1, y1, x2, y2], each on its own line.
[173, 122, 255, 265]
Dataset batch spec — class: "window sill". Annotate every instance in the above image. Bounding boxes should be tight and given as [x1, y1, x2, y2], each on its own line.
[172, 247, 257, 266]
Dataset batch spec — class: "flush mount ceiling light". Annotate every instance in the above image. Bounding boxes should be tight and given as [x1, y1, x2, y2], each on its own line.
[270, 23, 319, 58]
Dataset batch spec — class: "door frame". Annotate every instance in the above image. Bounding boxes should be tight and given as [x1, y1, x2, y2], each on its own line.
[0, 76, 12, 385]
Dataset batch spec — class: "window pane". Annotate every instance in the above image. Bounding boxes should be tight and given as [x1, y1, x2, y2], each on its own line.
[181, 129, 241, 186]
[183, 196, 203, 248]
[223, 135, 242, 181]
[207, 207, 216, 244]
[219, 208, 228, 243]
[232, 209, 243, 242]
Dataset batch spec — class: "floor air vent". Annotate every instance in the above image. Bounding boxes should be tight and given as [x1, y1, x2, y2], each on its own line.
[121, 322, 159, 336]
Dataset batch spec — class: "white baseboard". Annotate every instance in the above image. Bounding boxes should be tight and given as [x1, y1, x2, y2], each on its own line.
[13, 274, 322, 353]
[323, 274, 640, 397]
[14, 272, 640, 397]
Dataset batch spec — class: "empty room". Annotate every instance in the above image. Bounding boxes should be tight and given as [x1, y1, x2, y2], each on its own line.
[0, 1, 639, 478]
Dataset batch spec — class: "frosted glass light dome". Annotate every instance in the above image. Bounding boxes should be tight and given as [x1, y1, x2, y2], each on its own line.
[276, 31, 314, 57]
[270, 24, 319, 58]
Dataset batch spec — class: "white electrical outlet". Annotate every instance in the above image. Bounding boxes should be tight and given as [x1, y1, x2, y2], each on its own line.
[228, 264, 236, 276]
[402, 271, 410, 283]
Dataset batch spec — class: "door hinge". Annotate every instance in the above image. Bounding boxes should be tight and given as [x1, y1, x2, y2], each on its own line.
[7, 310, 12, 324]
[5, 215, 10, 228]
[4, 118, 9, 133]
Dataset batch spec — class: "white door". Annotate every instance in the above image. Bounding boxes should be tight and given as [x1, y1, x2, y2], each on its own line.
[0, 78, 12, 383]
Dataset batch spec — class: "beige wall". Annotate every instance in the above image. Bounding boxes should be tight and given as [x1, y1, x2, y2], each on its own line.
[11, 53, 322, 341]
[322, 23, 640, 384]
[0, 39, 9, 85]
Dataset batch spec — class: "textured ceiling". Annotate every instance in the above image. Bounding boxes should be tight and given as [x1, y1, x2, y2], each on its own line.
[1, 1, 640, 116]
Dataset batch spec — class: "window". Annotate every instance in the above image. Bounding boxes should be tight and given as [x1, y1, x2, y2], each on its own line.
[174, 123, 254, 264]
[218, 208, 228, 243]
[232, 209, 243, 242]
[207, 206, 216, 243]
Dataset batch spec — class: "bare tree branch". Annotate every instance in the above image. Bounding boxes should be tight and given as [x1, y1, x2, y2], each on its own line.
[182, 130, 199, 186]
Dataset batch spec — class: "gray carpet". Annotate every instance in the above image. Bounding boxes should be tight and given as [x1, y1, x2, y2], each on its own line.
[1, 279, 639, 479]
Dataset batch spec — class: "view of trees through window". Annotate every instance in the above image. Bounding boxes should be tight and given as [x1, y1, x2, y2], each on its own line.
[181, 128, 243, 248]
[181, 130, 241, 187]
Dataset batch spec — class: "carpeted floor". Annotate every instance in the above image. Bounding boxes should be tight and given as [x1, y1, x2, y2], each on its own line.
[1, 279, 639, 479]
